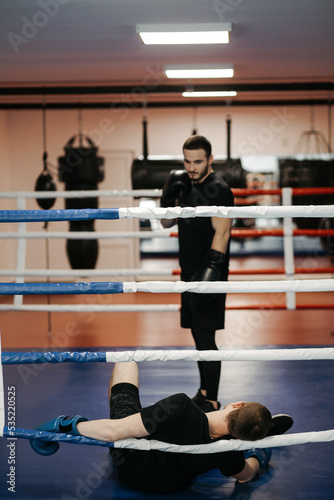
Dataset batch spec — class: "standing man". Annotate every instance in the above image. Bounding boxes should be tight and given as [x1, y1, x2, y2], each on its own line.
[161, 135, 234, 412]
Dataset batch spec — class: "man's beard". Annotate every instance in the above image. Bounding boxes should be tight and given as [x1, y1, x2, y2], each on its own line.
[192, 161, 209, 183]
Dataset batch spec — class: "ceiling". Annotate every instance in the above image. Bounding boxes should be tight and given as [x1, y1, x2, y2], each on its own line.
[1, 0, 334, 108]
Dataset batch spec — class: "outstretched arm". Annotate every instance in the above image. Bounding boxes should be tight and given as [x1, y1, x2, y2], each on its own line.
[77, 413, 149, 442]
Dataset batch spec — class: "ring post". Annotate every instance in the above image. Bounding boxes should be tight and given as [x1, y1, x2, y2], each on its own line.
[14, 194, 26, 309]
[282, 188, 296, 310]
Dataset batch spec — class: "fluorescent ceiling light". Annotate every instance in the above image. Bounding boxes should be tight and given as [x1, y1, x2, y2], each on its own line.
[136, 23, 231, 45]
[164, 65, 234, 79]
[182, 91, 237, 97]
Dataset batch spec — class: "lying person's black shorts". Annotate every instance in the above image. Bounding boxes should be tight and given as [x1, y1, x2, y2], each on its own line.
[109, 382, 143, 472]
[110, 382, 142, 419]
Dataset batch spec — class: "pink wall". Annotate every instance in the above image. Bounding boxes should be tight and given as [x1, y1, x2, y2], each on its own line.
[0, 104, 332, 272]
[1, 104, 332, 193]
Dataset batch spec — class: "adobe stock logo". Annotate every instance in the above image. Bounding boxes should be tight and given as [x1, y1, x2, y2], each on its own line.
[7, 0, 71, 54]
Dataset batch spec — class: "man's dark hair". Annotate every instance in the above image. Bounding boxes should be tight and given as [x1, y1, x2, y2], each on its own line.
[226, 402, 272, 441]
[182, 135, 212, 159]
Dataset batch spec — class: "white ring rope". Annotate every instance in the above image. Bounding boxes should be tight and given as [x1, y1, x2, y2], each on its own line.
[0, 278, 332, 311]
[114, 429, 334, 453]
[104, 348, 334, 363]
[4, 348, 334, 364]
[122, 279, 334, 294]
[0, 189, 162, 199]
[0, 231, 173, 240]
[4, 348, 333, 364]
[0, 279, 333, 299]
[1, 206, 333, 222]
[1, 279, 333, 294]
[119, 205, 334, 220]
[0, 269, 175, 277]
[0, 304, 180, 312]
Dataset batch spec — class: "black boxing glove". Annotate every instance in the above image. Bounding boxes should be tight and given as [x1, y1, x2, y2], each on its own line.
[190, 250, 225, 301]
[160, 170, 191, 207]
[191, 249, 225, 282]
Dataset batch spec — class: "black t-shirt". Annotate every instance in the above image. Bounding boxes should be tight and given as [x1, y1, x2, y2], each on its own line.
[114, 394, 245, 494]
[178, 171, 234, 277]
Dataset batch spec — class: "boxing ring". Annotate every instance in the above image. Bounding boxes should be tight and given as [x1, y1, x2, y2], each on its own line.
[0, 192, 333, 499]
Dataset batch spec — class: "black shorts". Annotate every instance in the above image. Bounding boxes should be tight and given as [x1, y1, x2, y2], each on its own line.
[181, 291, 227, 330]
[109, 382, 142, 420]
[109, 383, 143, 474]
[180, 269, 228, 331]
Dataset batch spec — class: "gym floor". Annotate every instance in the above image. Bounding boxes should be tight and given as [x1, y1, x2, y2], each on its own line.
[0, 254, 333, 499]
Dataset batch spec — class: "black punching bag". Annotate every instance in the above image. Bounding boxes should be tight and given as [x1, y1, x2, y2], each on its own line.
[58, 135, 104, 269]
[35, 153, 57, 210]
[279, 158, 334, 230]
[215, 115, 248, 188]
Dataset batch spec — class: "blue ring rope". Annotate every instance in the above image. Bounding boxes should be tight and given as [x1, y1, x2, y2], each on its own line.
[0, 208, 120, 223]
[3, 426, 114, 448]
[0, 282, 124, 295]
[2, 351, 107, 364]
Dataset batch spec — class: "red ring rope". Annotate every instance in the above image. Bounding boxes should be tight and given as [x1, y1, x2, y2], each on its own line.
[232, 229, 334, 237]
[231, 187, 334, 196]
[171, 267, 334, 276]
[170, 229, 334, 238]
[226, 304, 334, 310]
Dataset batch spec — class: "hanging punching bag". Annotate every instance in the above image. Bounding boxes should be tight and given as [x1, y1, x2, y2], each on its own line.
[214, 115, 248, 188]
[58, 135, 104, 269]
[279, 158, 334, 230]
[35, 152, 57, 210]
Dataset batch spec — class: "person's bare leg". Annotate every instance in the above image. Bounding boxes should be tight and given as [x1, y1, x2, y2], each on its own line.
[108, 361, 139, 400]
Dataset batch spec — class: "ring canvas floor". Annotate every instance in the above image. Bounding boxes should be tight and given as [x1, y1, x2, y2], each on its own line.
[0, 350, 333, 500]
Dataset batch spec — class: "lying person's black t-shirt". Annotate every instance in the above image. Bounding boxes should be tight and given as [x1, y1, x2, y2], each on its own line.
[112, 393, 245, 494]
